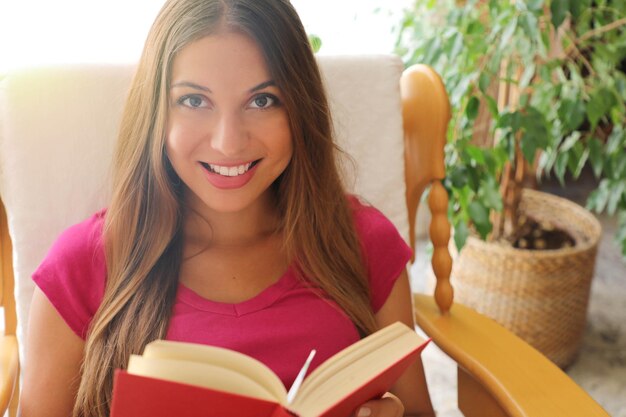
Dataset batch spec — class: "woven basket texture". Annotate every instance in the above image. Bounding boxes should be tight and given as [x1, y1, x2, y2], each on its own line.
[452, 189, 602, 368]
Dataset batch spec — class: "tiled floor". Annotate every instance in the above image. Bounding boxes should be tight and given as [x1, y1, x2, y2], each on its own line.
[410, 187, 626, 416]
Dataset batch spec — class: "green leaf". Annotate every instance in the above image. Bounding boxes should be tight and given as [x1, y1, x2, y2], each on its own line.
[520, 132, 539, 164]
[485, 95, 499, 116]
[587, 88, 617, 129]
[520, 12, 539, 41]
[606, 126, 624, 154]
[456, 185, 472, 215]
[573, 147, 589, 179]
[479, 72, 491, 94]
[519, 108, 549, 164]
[539, 64, 551, 82]
[499, 17, 518, 50]
[527, 0, 544, 11]
[497, 111, 521, 131]
[483, 151, 499, 174]
[519, 64, 536, 90]
[478, 177, 503, 211]
[466, 96, 480, 120]
[465, 144, 485, 165]
[607, 181, 625, 216]
[308, 34, 322, 53]
[587, 179, 610, 213]
[558, 99, 586, 132]
[515, 1, 528, 12]
[550, 0, 570, 29]
[614, 156, 626, 180]
[493, 146, 509, 166]
[569, 0, 591, 19]
[467, 21, 485, 36]
[454, 221, 470, 252]
[449, 32, 464, 60]
[448, 166, 469, 188]
[555, 152, 569, 185]
[468, 201, 491, 238]
[588, 137, 604, 178]
[560, 131, 582, 152]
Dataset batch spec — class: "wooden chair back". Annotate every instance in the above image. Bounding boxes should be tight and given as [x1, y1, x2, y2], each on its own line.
[0, 200, 19, 416]
[400, 65, 609, 417]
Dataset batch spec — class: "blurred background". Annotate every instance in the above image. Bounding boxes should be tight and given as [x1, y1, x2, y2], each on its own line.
[0, 0, 407, 73]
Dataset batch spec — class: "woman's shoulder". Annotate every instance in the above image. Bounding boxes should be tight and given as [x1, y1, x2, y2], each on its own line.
[33, 209, 108, 339]
[47, 209, 107, 260]
[347, 194, 398, 236]
[346, 195, 413, 312]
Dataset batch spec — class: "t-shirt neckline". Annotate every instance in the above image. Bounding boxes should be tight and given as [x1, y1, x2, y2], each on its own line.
[176, 266, 298, 317]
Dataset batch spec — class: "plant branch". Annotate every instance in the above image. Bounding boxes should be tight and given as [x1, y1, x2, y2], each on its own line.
[558, 17, 626, 79]
[562, 30, 596, 77]
[578, 16, 626, 43]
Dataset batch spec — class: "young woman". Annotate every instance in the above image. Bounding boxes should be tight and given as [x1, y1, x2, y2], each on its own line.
[20, 1, 435, 416]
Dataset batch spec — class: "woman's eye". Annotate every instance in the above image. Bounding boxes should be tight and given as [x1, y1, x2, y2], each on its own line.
[179, 95, 207, 108]
[249, 94, 278, 109]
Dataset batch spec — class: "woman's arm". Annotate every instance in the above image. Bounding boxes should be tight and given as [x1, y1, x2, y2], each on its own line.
[354, 269, 436, 417]
[19, 288, 85, 417]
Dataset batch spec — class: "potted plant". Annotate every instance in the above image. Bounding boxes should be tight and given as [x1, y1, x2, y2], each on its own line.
[394, 0, 626, 367]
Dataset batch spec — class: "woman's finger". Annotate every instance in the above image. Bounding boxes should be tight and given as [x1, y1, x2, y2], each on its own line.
[354, 392, 404, 417]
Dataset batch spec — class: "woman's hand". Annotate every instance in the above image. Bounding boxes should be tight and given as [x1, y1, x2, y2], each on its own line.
[353, 392, 404, 417]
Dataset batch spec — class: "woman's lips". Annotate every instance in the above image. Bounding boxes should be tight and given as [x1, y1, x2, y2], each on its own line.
[201, 160, 259, 177]
[199, 160, 260, 190]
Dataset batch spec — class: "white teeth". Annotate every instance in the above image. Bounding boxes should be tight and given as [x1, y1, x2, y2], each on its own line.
[208, 162, 254, 177]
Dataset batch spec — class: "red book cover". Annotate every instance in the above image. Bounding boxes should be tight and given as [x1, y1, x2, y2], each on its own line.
[110, 370, 293, 417]
[109, 339, 429, 417]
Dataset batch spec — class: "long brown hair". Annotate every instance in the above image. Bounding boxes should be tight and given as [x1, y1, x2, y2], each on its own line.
[74, 1, 377, 416]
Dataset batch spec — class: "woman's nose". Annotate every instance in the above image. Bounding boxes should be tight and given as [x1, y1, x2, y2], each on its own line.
[211, 113, 248, 156]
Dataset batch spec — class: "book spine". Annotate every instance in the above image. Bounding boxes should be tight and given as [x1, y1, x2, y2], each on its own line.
[270, 407, 299, 417]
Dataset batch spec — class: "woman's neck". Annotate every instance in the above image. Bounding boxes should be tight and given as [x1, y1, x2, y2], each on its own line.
[182, 190, 281, 251]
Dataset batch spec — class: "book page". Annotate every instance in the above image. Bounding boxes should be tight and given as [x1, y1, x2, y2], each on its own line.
[292, 322, 426, 415]
[142, 340, 287, 402]
[127, 355, 278, 403]
[296, 322, 409, 397]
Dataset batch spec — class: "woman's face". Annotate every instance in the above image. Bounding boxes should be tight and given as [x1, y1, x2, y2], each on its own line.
[166, 31, 292, 216]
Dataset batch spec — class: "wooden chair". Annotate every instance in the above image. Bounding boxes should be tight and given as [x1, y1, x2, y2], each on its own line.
[0, 201, 19, 416]
[0, 57, 609, 416]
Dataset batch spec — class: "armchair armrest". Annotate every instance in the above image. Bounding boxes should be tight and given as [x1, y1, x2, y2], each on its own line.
[0, 335, 19, 413]
[414, 294, 609, 417]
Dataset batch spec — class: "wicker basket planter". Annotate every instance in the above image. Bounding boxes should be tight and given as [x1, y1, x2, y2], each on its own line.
[452, 189, 602, 368]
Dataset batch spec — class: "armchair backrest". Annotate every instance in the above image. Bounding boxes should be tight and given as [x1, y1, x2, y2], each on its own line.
[0, 55, 410, 363]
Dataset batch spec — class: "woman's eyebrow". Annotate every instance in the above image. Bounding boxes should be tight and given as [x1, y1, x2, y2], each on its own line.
[170, 80, 275, 93]
[171, 81, 211, 92]
[249, 80, 276, 93]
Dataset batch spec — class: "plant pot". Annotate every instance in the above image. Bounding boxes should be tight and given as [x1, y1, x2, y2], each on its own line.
[451, 189, 602, 368]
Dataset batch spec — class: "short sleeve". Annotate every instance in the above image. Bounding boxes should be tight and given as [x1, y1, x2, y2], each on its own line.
[351, 197, 413, 313]
[32, 210, 107, 340]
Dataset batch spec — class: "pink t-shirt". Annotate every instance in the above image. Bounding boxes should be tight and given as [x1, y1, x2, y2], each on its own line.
[33, 198, 412, 388]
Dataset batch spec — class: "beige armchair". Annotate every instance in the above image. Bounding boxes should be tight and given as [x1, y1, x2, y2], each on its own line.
[0, 56, 609, 416]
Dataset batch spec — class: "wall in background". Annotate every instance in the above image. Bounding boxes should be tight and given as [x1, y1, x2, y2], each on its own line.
[0, 0, 406, 73]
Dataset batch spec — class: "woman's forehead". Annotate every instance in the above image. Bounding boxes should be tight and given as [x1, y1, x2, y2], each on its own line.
[170, 32, 273, 90]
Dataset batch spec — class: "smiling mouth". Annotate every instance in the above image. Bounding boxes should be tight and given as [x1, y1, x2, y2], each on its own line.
[200, 160, 260, 177]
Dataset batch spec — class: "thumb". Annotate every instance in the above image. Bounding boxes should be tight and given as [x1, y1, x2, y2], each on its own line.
[354, 393, 404, 417]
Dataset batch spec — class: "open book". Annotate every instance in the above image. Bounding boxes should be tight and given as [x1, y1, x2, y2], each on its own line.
[110, 322, 430, 417]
